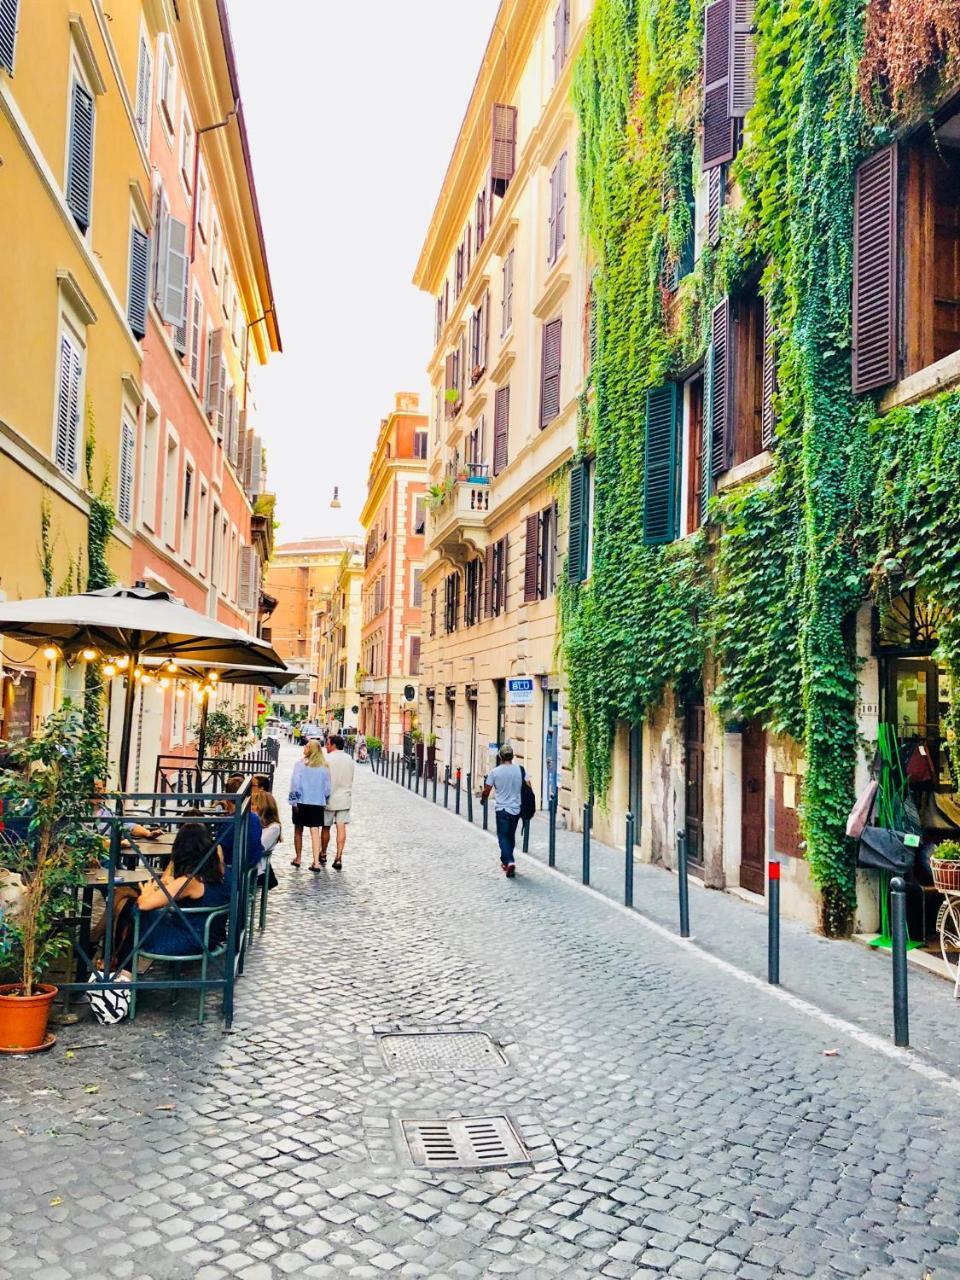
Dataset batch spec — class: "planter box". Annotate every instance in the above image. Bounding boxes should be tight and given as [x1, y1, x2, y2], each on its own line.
[932, 860, 960, 892]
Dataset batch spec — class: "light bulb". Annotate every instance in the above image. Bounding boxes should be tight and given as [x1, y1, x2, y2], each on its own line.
[103, 664, 116, 678]
[167, 662, 178, 673]
[81, 648, 96, 662]
[44, 646, 58, 661]
[117, 656, 130, 670]
[134, 667, 142, 680]
[209, 672, 219, 683]
[191, 680, 200, 692]
[176, 688, 185, 699]
[141, 674, 153, 685]
[159, 677, 170, 689]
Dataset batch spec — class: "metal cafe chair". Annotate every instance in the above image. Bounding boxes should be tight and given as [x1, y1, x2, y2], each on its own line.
[128, 904, 231, 1024]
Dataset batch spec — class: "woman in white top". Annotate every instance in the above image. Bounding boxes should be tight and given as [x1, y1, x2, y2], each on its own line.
[252, 789, 282, 882]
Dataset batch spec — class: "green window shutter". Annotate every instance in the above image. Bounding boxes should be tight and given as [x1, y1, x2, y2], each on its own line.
[643, 383, 680, 545]
[567, 460, 590, 582]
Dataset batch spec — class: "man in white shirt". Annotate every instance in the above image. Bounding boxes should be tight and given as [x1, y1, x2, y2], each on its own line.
[321, 734, 355, 869]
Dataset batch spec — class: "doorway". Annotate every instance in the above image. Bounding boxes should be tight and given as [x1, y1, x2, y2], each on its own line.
[740, 719, 766, 894]
[466, 687, 478, 782]
[628, 723, 642, 841]
[543, 690, 559, 807]
[684, 698, 705, 868]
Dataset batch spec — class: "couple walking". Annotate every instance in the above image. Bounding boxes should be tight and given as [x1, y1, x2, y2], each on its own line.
[288, 734, 354, 872]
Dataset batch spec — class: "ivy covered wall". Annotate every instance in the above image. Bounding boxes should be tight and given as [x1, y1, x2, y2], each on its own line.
[562, 0, 960, 934]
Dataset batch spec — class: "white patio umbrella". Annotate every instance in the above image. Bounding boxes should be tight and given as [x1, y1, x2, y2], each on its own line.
[0, 584, 283, 790]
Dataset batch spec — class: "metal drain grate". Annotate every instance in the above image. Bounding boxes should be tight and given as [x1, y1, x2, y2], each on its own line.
[402, 1115, 530, 1170]
[378, 1031, 507, 1071]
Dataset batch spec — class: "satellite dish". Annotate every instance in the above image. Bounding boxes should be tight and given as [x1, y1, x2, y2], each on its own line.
[404, 684, 416, 702]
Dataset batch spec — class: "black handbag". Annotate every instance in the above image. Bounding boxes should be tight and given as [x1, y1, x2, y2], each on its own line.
[857, 826, 915, 873]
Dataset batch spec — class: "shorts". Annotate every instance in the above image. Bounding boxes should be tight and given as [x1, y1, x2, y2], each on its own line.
[323, 808, 350, 827]
[294, 803, 325, 828]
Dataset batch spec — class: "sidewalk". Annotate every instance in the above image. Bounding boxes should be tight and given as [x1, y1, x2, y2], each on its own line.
[375, 759, 960, 1078]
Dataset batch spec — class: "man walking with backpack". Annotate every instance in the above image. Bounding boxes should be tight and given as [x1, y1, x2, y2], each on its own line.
[481, 744, 533, 877]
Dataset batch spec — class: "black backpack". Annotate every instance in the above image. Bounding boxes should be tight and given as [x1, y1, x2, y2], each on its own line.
[519, 766, 537, 821]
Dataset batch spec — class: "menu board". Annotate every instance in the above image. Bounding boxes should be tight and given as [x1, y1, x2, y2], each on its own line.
[2, 672, 35, 741]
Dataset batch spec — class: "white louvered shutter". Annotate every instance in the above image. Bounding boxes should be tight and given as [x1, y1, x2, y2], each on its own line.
[135, 36, 151, 144]
[248, 436, 262, 499]
[55, 335, 82, 477]
[118, 421, 135, 524]
[206, 329, 223, 429]
[162, 216, 188, 327]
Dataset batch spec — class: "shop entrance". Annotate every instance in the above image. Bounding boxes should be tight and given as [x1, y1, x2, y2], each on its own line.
[740, 719, 766, 894]
[684, 697, 705, 869]
[542, 690, 559, 807]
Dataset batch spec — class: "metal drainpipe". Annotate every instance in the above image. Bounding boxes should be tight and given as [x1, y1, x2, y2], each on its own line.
[384, 481, 399, 747]
[190, 100, 240, 265]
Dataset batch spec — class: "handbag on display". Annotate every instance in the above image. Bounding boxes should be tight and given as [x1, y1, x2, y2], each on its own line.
[857, 826, 916, 874]
[905, 741, 936, 787]
[845, 779, 878, 841]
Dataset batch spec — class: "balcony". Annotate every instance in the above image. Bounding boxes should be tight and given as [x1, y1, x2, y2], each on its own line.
[427, 466, 492, 556]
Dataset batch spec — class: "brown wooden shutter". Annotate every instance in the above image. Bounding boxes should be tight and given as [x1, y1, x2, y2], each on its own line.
[500, 534, 509, 611]
[703, 0, 735, 169]
[707, 165, 724, 245]
[524, 513, 540, 602]
[709, 298, 732, 476]
[484, 544, 494, 617]
[481, 290, 490, 369]
[493, 385, 510, 474]
[761, 293, 777, 450]
[729, 0, 755, 117]
[409, 635, 421, 676]
[853, 142, 898, 394]
[491, 104, 517, 195]
[540, 320, 562, 427]
[430, 589, 437, 637]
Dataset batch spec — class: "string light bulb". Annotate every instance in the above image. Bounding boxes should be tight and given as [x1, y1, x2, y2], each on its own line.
[134, 667, 143, 681]
[209, 672, 219, 683]
[166, 662, 178, 673]
[117, 656, 130, 670]
[43, 646, 58, 661]
[141, 673, 153, 685]
[81, 648, 96, 662]
[159, 677, 170, 689]
[103, 663, 116, 678]
[176, 687, 185, 699]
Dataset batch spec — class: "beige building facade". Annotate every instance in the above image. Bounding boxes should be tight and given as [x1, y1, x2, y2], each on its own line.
[318, 545, 363, 733]
[413, 0, 593, 805]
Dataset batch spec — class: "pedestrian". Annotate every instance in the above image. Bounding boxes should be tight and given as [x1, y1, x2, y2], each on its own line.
[322, 734, 355, 871]
[218, 775, 263, 872]
[481, 744, 525, 877]
[288, 740, 331, 872]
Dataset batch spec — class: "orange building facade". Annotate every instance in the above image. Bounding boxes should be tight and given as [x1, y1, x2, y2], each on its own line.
[358, 393, 428, 748]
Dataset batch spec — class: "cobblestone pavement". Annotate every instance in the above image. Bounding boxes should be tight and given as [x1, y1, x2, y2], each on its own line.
[3, 744, 960, 1280]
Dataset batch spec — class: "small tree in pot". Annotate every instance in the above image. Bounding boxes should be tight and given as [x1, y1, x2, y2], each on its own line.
[0, 704, 106, 1050]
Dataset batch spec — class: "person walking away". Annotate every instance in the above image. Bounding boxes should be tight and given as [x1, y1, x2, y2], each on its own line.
[288, 741, 330, 872]
[288, 742, 312, 867]
[322, 734, 355, 871]
[481, 744, 524, 877]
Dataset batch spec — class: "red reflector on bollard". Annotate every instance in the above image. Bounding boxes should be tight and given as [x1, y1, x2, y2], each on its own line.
[769, 861, 781, 881]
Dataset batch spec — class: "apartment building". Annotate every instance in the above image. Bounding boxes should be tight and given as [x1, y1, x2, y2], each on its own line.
[358, 393, 428, 748]
[413, 0, 592, 806]
[263, 537, 354, 722]
[0, 0, 150, 733]
[318, 546, 363, 732]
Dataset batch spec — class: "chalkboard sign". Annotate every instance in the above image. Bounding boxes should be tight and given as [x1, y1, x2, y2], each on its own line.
[2, 672, 35, 741]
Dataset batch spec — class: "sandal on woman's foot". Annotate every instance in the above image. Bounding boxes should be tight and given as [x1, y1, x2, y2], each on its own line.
[319, 856, 327, 866]
[333, 858, 343, 871]
[310, 864, 322, 873]
[291, 860, 302, 867]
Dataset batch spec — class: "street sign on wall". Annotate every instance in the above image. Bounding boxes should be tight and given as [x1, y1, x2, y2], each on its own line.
[507, 677, 534, 706]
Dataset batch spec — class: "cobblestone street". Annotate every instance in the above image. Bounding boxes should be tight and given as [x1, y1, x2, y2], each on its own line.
[3, 744, 960, 1280]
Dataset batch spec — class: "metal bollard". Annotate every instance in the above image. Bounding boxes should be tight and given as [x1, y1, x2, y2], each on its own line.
[677, 829, 690, 938]
[423, 761, 429, 798]
[548, 791, 557, 867]
[522, 817, 530, 852]
[482, 796, 488, 831]
[582, 797, 592, 885]
[625, 812, 635, 908]
[768, 860, 781, 985]
[455, 768, 461, 816]
[467, 774, 474, 823]
[413, 761, 419, 792]
[443, 766, 450, 809]
[890, 876, 910, 1047]
[432, 764, 438, 804]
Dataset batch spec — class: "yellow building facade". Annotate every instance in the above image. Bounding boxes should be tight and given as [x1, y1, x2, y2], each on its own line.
[413, 0, 593, 809]
[0, 0, 155, 730]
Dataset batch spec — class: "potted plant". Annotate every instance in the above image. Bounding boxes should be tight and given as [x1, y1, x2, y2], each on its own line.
[366, 735, 383, 766]
[426, 732, 438, 774]
[410, 726, 424, 768]
[194, 706, 251, 759]
[0, 704, 106, 1052]
[931, 840, 960, 892]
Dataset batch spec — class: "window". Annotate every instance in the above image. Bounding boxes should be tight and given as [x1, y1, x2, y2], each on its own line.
[117, 420, 135, 525]
[158, 36, 176, 134]
[444, 572, 460, 633]
[470, 292, 489, 383]
[567, 460, 592, 583]
[211, 217, 221, 283]
[455, 239, 465, 298]
[180, 111, 194, 191]
[493, 385, 510, 475]
[140, 403, 159, 528]
[127, 223, 149, 340]
[539, 319, 562, 427]
[196, 169, 208, 241]
[65, 80, 95, 233]
[466, 418, 485, 473]
[222, 261, 231, 319]
[196, 482, 208, 576]
[413, 496, 426, 536]
[642, 383, 680, 545]
[231, 290, 241, 347]
[476, 187, 487, 250]
[523, 505, 558, 602]
[548, 153, 567, 265]
[705, 289, 773, 482]
[412, 566, 423, 608]
[162, 433, 179, 547]
[154, 194, 189, 329]
[134, 32, 151, 146]
[409, 635, 421, 677]
[684, 374, 705, 536]
[430, 589, 437, 637]
[484, 536, 508, 618]
[54, 332, 83, 479]
[206, 329, 224, 432]
[553, 0, 571, 82]
[189, 289, 203, 390]
[436, 294, 444, 345]
[182, 462, 194, 560]
[490, 103, 517, 197]
[501, 249, 514, 336]
[414, 430, 428, 460]
[541, 503, 557, 598]
[444, 341, 463, 418]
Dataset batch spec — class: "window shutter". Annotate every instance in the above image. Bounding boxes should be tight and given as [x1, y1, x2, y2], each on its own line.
[430, 588, 437, 637]
[548, 160, 558, 263]
[524, 512, 540, 602]
[0, 0, 19, 73]
[476, 187, 486, 249]
[761, 294, 777, 450]
[484, 545, 494, 617]
[642, 383, 680, 545]
[491, 104, 517, 196]
[853, 143, 898, 394]
[588, 274, 599, 371]
[248, 436, 263, 499]
[237, 408, 248, 476]
[118, 421, 135, 524]
[410, 635, 421, 676]
[702, 0, 735, 169]
[238, 545, 257, 612]
[567, 461, 585, 583]
[153, 196, 169, 306]
[708, 298, 731, 476]
[206, 328, 223, 426]
[162, 216, 189, 328]
[501, 252, 514, 336]
[700, 343, 714, 523]
[555, 153, 567, 260]
[539, 319, 562, 427]
[128, 227, 149, 340]
[729, 0, 755, 117]
[243, 426, 255, 490]
[134, 35, 151, 143]
[189, 294, 202, 387]
[500, 535, 509, 611]
[66, 81, 94, 232]
[55, 335, 81, 477]
[493, 385, 510, 475]
[481, 290, 489, 370]
[444, 351, 456, 418]
[470, 309, 480, 374]
[707, 164, 724, 245]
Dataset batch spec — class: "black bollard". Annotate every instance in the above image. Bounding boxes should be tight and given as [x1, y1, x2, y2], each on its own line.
[443, 766, 450, 809]
[768, 860, 781, 985]
[432, 763, 438, 804]
[467, 774, 474, 823]
[455, 768, 461, 816]
[482, 795, 488, 831]
[677, 829, 690, 938]
[890, 876, 910, 1047]
[522, 816, 530, 852]
[625, 811, 635, 908]
[423, 761, 429, 798]
[582, 796, 592, 885]
[548, 791, 557, 867]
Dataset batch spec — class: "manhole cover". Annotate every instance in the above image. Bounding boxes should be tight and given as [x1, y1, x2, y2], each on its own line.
[377, 1031, 506, 1070]
[402, 1115, 530, 1170]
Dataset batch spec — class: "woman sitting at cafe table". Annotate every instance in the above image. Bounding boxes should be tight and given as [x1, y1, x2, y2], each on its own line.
[112, 822, 230, 965]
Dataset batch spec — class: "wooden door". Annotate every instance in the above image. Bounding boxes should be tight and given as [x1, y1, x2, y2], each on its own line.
[684, 701, 704, 867]
[740, 719, 766, 893]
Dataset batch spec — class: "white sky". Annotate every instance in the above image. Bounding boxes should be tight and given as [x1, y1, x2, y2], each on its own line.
[229, 0, 503, 543]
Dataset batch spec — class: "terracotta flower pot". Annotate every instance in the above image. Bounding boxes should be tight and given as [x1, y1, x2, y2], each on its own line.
[0, 984, 58, 1051]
